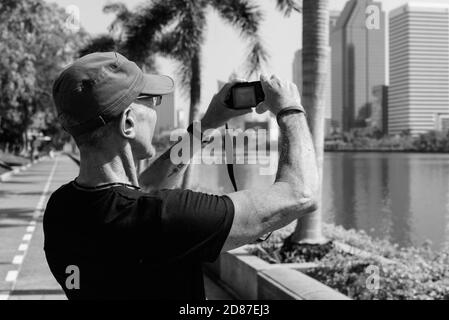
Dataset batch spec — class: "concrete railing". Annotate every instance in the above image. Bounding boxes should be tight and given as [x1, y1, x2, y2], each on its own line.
[205, 246, 350, 300]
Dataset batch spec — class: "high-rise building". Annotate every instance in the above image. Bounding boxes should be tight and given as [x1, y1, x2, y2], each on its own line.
[389, 2, 449, 136]
[331, 0, 386, 132]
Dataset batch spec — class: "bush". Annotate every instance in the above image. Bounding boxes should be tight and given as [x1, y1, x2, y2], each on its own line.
[325, 130, 449, 152]
[247, 223, 449, 300]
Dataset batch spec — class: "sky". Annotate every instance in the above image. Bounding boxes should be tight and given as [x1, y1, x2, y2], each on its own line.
[47, 0, 449, 115]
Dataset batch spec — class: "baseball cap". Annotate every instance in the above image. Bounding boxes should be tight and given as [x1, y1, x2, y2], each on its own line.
[52, 52, 174, 137]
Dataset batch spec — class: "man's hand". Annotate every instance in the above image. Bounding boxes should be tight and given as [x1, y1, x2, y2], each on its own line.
[201, 80, 253, 130]
[256, 74, 303, 116]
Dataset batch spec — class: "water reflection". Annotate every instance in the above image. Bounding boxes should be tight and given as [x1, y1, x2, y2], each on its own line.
[190, 152, 449, 250]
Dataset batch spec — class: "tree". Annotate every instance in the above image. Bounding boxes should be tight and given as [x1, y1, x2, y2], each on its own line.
[113, 0, 269, 124]
[106, 0, 268, 187]
[276, 0, 329, 244]
[292, 0, 329, 244]
[79, 35, 118, 57]
[0, 0, 88, 152]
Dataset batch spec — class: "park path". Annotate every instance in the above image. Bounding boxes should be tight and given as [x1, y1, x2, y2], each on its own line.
[0, 155, 232, 300]
[0, 156, 74, 300]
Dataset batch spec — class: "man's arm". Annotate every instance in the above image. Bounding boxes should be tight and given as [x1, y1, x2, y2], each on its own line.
[138, 126, 210, 191]
[223, 75, 319, 252]
[139, 80, 251, 192]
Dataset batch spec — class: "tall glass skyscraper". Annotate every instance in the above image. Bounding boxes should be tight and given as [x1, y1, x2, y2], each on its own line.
[331, 0, 386, 132]
[389, 2, 449, 136]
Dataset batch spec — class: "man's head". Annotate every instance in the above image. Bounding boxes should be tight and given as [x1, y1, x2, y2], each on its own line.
[53, 52, 174, 159]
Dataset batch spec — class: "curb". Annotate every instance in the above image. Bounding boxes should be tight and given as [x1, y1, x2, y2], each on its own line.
[204, 246, 350, 300]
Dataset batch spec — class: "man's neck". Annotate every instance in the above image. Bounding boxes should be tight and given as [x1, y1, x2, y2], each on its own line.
[77, 144, 139, 187]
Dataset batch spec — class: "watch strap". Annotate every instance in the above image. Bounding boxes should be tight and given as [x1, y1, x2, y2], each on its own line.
[276, 106, 306, 125]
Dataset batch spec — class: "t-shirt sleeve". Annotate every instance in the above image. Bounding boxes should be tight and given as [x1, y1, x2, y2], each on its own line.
[151, 189, 235, 262]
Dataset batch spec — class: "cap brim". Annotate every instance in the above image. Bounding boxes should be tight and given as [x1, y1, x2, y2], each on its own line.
[141, 74, 174, 96]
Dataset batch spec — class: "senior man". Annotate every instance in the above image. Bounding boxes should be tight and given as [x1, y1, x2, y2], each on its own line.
[44, 52, 319, 300]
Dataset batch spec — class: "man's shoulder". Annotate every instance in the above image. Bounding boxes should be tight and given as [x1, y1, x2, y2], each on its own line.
[47, 181, 75, 204]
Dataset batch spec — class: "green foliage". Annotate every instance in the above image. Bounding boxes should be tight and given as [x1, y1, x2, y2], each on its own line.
[79, 35, 118, 57]
[413, 131, 449, 152]
[326, 129, 449, 152]
[248, 223, 449, 300]
[275, 0, 302, 16]
[0, 0, 88, 150]
[100, 0, 269, 99]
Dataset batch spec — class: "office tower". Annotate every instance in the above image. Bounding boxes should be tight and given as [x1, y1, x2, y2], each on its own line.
[292, 11, 339, 134]
[331, 0, 386, 132]
[389, 2, 449, 136]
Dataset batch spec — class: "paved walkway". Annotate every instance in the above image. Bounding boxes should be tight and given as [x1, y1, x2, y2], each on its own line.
[0, 155, 233, 300]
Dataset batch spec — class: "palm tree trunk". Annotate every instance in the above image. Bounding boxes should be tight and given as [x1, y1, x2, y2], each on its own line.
[182, 50, 202, 189]
[189, 51, 202, 124]
[290, 0, 329, 244]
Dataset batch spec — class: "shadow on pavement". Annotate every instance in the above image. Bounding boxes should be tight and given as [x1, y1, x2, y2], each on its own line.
[10, 289, 64, 296]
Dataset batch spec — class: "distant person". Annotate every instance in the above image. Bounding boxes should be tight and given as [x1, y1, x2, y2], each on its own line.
[44, 52, 318, 300]
[30, 136, 37, 162]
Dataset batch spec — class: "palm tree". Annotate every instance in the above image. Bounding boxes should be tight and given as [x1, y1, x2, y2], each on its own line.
[79, 3, 158, 70]
[114, 0, 268, 188]
[103, 2, 132, 42]
[78, 35, 118, 57]
[119, 0, 268, 124]
[276, 0, 329, 244]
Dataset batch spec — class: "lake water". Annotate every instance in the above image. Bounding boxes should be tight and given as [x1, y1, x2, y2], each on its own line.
[189, 152, 449, 250]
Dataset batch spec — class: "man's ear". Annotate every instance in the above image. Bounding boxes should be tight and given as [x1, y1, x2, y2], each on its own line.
[120, 107, 136, 139]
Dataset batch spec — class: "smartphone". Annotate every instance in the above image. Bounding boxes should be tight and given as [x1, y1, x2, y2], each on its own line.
[226, 81, 265, 109]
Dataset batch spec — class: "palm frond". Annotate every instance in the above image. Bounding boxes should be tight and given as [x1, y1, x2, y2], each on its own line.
[211, 0, 269, 78]
[78, 35, 117, 57]
[123, 0, 180, 65]
[275, 0, 302, 17]
[103, 2, 132, 34]
[244, 36, 270, 78]
[211, 0, 262, 36]
[155, 2, 206, 92]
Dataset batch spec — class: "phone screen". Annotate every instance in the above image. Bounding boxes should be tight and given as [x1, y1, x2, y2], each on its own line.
[233, 86, 257, 109]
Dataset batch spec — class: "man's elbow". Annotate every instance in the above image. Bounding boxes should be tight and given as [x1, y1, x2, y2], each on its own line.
[304, 197, 319, 213]
[277, 182, 320, 214]
[295, 192, 319, 214]
[299, 173, 320, 212]
[292, 183, 320, 214]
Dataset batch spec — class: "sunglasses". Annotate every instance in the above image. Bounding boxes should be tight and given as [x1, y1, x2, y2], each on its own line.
[136, 95, 162, 106]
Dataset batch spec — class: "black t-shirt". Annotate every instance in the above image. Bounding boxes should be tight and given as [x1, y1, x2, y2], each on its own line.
[43, 181, 234, 300]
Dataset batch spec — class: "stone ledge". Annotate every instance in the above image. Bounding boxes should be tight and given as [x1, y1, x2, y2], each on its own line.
[258, 267, 350, 300]
[205, 246, 350, 300]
